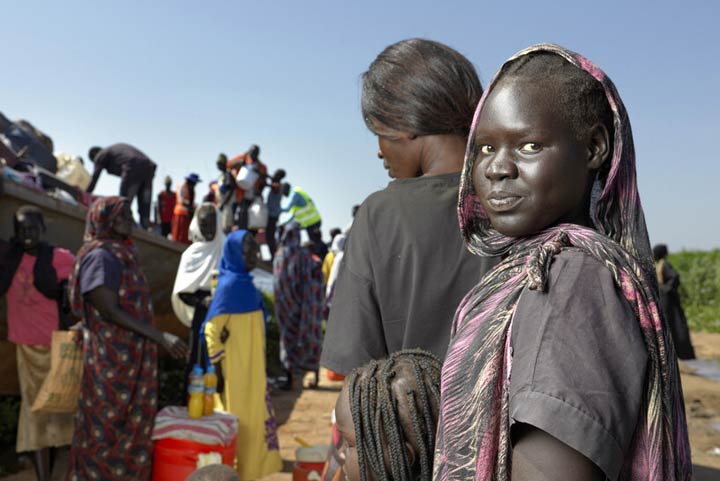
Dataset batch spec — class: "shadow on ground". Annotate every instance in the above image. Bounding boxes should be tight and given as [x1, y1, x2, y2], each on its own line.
[694, 464, 720, 481]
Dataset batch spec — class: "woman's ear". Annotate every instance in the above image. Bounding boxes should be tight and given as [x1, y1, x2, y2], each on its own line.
[586, 123, 610, 170]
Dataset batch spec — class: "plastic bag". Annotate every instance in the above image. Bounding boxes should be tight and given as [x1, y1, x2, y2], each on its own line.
[31, 330, 83, 413]
[248, 197, 268, 230]
[236, 165, 259, 191]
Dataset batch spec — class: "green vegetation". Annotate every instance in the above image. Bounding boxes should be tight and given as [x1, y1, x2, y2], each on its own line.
[668, 249, 720, 333]
[0, 396, 21, 476]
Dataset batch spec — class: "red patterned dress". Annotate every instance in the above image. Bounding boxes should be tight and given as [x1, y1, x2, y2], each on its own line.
[66, 197, 158, 481]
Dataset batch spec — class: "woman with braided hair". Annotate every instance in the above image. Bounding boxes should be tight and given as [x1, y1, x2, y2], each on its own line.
[334, 349, 441, 481]
[435, 44, 690, 481]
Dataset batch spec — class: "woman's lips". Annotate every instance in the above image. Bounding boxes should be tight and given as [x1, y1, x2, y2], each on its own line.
[486, 194, 522, 212]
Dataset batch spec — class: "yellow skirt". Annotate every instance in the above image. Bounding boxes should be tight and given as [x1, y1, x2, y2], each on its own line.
[206, 311, 283, 480]
[15, 344, 75, 452]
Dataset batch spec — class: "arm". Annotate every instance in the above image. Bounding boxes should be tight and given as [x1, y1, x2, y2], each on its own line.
[511, 424, 604, 481]
[85, 164, 103, 193]
[321, 212, 386, 375]
[86, 285, 188, 359]
[280, 191, 303, 213]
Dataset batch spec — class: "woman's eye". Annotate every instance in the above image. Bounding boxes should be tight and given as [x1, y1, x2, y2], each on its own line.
[479, 144, 494, 155]
[519, 143, 542, 153]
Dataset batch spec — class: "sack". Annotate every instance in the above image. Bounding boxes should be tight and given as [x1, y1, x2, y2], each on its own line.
[236, 165, 259, 191]
[55, 152, 91, 190]
[31, 330, 83, 413]
[248, 197, 268, 230]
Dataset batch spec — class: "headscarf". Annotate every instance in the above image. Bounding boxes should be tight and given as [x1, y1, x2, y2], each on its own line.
[171, 203, 226, 327]
[68, 197, 152, 322]
[434, 44, 690, 481]
[202, 230, 263, 323]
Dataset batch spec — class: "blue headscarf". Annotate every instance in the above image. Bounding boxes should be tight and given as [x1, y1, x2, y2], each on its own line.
[201, 230, 265, 364]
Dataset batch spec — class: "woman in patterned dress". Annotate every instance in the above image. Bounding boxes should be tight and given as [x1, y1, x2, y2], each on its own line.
[273, 222, 325, 389]
[66, 197, 187, 481]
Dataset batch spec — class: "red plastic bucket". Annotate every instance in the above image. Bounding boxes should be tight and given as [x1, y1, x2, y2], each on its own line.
[326, 370, 345, 382]
[293, 461, 326, 481]
[152, 437, 237, 481]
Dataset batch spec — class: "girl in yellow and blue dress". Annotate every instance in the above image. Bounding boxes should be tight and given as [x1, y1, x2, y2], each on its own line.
[203, 230, 282, 480]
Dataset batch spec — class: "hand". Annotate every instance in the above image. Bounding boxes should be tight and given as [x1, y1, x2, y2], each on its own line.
[220, 327, 230, 344]
[202, 295, 213, 309]
[160, 332, 189, 360]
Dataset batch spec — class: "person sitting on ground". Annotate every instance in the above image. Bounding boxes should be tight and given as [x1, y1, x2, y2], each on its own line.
[187, 464, 241, 481]
[332, 349, 442, 481]
[86, 143, 157, 229]
[435, 44, 690, 481]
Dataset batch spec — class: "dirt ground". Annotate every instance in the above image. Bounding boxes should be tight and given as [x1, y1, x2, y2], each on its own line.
[3, 332, 720, 481]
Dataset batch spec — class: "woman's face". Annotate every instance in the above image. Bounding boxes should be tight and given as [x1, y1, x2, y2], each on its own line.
[373, 121, 423, 179]
[335, 383, 363, 481]
[472, 78, 598, 238]
[198, 207, 217, 241]
[15, 213, 43, 251]
[242, 234, 259, 271]
[112, 203, 134, 238]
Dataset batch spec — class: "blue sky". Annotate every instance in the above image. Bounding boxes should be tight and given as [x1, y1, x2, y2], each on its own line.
[3, 0, 718, 250]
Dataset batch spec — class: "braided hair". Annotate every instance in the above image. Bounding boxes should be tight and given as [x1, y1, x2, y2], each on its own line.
[346, 349, 442, 481]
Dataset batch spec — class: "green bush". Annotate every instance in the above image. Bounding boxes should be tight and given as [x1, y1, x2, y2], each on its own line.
[668, 249, 720, 332]
[0, 396, 21, 476]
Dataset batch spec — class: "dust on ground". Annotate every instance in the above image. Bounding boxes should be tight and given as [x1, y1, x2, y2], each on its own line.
[3, 332, 720, 481]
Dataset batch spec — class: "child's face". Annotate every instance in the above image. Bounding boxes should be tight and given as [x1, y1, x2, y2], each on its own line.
[472, 78, 596, 237]
[335, 383, 364, 481]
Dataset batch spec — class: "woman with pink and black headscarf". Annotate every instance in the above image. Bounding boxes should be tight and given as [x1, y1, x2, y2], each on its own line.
[434, 45, 690, 481]
[66, 197, 187, 481]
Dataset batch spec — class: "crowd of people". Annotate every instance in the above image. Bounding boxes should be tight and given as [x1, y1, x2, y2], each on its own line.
[0, 37, 699, 481]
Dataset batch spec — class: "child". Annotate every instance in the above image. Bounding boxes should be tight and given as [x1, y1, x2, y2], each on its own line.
[334, 349, 442, 481]
[434, 44, 691, 481]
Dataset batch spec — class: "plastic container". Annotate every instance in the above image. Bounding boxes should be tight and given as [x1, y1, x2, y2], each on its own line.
[293, 445, 328, 481]
[188, 365, 205, 419]
[152, 437, 237, 481]
[203, 365, 218, 416]
[326, 370, 345, 382]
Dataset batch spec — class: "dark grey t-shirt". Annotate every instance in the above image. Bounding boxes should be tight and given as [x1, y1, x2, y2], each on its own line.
[509, 249, 647, 481]
[79, 248, 123, 295]
[321, 172, 498, 374]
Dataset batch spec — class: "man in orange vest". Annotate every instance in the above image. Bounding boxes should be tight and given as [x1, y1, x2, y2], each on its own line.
[171, 173, 201, 244]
